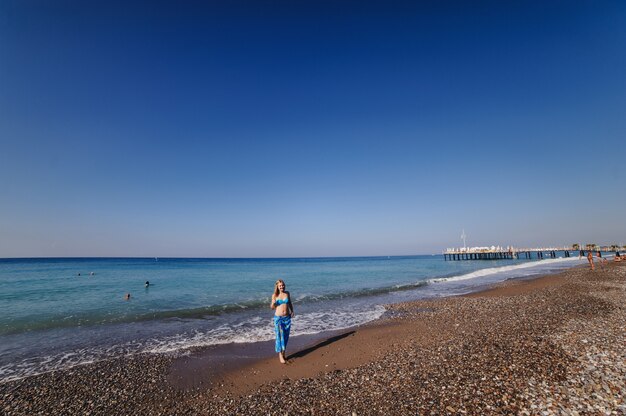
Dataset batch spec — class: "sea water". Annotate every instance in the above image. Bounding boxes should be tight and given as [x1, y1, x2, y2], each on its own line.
[0, 254, 588, 382]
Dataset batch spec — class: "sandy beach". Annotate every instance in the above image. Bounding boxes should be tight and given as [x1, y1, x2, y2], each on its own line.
[2, 262, 625, 415]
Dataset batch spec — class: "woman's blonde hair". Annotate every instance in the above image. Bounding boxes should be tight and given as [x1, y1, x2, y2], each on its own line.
[273, 279, 285, 297]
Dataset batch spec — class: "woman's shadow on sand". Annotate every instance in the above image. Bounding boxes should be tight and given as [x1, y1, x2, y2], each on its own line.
[287, 331, 355, 360]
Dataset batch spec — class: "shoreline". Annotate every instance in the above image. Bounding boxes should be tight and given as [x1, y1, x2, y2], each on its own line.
[168, 263, 584, 395]
[3, 261, 625, 414]
[0, 256, 583, 382]
[180, 264, 577, 397]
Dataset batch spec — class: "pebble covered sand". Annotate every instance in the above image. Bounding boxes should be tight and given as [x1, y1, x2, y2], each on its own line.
[2, 263, 625, 415]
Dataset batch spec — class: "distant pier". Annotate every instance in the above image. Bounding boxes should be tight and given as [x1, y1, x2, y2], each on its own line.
[443, 246, 578, 261]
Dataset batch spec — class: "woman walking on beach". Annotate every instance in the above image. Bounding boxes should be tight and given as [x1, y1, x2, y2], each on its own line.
[271, 279, 294, 364]
[587, 251, 594, 270]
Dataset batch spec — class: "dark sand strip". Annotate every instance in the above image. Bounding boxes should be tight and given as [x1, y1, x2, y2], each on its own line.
[2, 263, 625, 415]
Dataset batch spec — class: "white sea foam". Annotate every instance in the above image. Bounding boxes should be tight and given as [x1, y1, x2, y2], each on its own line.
[144, 305, 386, 354]
[0, 305, 386, 383]
[429, 257, 586, 284]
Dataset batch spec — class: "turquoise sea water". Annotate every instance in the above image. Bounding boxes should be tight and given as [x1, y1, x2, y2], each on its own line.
[0, 255, 588, 382]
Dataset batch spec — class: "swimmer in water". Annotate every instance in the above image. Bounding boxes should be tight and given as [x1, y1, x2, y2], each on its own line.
[145, 281, 150, 287]
[124, 293, 131, 300]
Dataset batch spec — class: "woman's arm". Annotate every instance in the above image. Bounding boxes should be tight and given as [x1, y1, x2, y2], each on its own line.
[287, 291, 294, 316]
[270, 294, 276, 310]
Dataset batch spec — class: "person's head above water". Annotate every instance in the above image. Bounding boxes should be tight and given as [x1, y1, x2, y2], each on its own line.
[145, 281, 149, 286]
[274, 279, 286, 296]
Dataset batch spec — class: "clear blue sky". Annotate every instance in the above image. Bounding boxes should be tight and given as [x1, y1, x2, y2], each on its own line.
[1, 1, 625, 257]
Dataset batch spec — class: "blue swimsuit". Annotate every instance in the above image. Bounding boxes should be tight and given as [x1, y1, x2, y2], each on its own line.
[273, 296, 291, 353]
[274, 297, 289, 306]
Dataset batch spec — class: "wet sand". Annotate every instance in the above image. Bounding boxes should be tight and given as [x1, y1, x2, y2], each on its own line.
[2, 262, 625, 415]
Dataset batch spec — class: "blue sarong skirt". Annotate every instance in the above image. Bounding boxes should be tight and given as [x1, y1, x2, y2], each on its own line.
[273, 315, 291, 353]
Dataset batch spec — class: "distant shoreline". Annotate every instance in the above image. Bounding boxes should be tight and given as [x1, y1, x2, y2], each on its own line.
[0, 254, 433, 260]
[1, 249, 617, 261]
